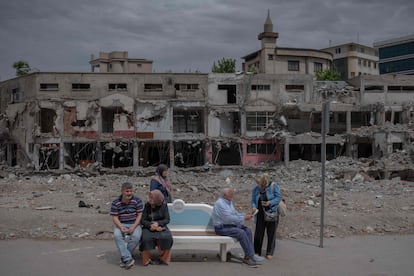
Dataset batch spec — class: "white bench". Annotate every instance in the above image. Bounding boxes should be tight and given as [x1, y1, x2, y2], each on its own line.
[167, 199, 237, 262]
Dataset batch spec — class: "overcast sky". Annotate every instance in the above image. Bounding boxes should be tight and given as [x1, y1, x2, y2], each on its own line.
[1, 0, 413, 80]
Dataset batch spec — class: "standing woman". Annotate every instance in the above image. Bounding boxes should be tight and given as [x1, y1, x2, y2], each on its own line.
[150, 164, 172, 203]
[251, 173, 282, 260]
[140, 189, 173, 265]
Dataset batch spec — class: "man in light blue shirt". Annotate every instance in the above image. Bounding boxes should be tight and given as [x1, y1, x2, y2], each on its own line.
[212, 186, 265, 267]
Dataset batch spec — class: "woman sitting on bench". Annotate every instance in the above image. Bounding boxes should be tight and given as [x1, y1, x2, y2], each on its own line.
[140, 189, 173, 265]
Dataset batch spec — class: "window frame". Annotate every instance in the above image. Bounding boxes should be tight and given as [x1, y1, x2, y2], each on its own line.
[288, 60, 300, 71]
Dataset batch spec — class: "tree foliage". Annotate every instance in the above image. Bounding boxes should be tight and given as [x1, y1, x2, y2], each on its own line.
[315, 69, 341, 81]
[12, 60, 31, 76]
[212, 58, 236, 73]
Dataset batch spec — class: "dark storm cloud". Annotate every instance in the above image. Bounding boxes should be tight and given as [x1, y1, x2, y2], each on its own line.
[0, 0, 413, 80]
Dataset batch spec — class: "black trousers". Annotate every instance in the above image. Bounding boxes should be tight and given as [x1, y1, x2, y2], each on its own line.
[254, 209, 279, 256]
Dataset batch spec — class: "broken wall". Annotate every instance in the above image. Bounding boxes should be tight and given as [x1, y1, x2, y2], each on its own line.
[136, 101, 172, 140]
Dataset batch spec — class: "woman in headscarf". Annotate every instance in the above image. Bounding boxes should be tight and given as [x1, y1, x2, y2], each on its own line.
[140, 189, 173, 266]
[251, 173, 282, 260]
[150, 164, 172, 203]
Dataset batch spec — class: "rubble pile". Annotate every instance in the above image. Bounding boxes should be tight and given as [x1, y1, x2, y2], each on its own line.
[0, 157, 413, 241]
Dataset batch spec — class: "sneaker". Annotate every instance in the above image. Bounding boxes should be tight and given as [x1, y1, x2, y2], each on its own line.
[119, 260, 126, 268]
[253, 255, 265, 262]
[124, 258, 135, 269]
[243, 257, 257, 267]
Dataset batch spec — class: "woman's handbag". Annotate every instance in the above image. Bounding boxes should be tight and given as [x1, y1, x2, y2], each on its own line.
[262, 207, 277, 222]
[278, 199, 287, 217]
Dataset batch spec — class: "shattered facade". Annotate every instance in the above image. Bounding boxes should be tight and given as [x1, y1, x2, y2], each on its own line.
[1, 72, 413, 176]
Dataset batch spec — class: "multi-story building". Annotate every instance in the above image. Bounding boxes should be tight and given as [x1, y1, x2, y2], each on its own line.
[0, 72, 207, 169]
[90, 51, 153, 73]
[374, 34, 414, 75]
[322, 42, 379, 80]
[242, 12, 333, 76]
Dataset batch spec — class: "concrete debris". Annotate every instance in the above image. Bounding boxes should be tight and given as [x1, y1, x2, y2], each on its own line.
[0, 155, 412, 240]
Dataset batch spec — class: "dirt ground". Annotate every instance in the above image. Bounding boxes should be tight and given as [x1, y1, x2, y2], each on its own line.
[0, 156, 413, 241]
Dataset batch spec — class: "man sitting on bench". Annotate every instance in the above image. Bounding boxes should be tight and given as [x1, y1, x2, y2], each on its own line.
[212, 186, 265, 267]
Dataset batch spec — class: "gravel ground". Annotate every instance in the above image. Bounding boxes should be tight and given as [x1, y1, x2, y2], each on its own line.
[0, 156, 413, 241]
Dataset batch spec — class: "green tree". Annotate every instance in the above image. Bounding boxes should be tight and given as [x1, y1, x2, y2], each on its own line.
[315, 68, 341, 81]
[12, 60, 31, 76]
[212, 58, 236, 73]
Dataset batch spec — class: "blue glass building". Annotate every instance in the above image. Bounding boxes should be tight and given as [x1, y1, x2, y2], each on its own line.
[374, 35, 414, 75]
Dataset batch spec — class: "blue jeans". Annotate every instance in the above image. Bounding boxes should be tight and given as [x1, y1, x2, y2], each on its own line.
[215, 225, 254, 258]
[114, 224, 142, 263]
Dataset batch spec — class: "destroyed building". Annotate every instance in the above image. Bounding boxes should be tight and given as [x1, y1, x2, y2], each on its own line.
[1, 71, 413, 173]
[0, 14, 413, 176]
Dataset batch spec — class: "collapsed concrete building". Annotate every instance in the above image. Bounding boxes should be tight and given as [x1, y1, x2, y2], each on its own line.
[0, 72, 413, 176]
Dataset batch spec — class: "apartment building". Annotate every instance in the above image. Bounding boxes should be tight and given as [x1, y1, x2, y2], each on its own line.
[90, 51, 153, 73]
[322, 42, 379, 80]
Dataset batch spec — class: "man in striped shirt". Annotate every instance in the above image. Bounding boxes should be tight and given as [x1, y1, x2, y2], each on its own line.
[110, 182, 144, 269]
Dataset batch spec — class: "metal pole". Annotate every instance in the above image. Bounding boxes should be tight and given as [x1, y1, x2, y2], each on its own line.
[320, 101, 329, 248]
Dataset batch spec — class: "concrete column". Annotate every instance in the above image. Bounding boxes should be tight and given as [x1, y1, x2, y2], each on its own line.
[284, 141, 289, 167]
[59, 141, 64, 170]
[376, 112, 382, 126]
[133, 141, 139, 169]
[34, 144, 41, 171]
[169, 141, 175, 168]
[346, 111, 352, 133]
[390, 111, 395, 125]
[6, 144, 13, 166]
[95, 142, 102, 166]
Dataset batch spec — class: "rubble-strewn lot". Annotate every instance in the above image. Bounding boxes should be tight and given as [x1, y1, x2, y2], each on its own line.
[1, 154, 413, 241]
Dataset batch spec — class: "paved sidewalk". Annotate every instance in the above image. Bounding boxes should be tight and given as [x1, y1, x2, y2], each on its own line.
[0, 235, 413, 276]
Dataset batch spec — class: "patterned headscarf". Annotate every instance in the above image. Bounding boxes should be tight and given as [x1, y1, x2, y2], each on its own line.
[153, 164, 170, 189]
[150, 189, 165, 207]
[254, 173, 271, 188]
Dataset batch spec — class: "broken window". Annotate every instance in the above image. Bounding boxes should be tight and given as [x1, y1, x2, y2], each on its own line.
[144, 83, 163, 91]
[247, 143, 277, 154]
[393, 143, 403, 152]
[388, 86, 414, 92]
[286, 85, 304, 91]
[101, 141, 133, 168]
[251, 84, 271, 91]
[212, 141, 241, 165]
[174, 83, 199, 91]
[39, 144, 59, 170]
[138, 141, 169, 167]
[173, 109, 204, 133]
[288, 144, 342, 161]
[11, 87, 23, 103]
[40, 83, 59, 91]
[101, 107, 122, 133]
[64, 142, 96, 168]
[108, 83, 127, 90]
[351, 112, 371, 127]
[40, 108, 56, 133]
[246, 112, 275, 131]
[218, 84, 237, 104]
[173, 141, 205, 168]
[72, 83, 91, 90]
